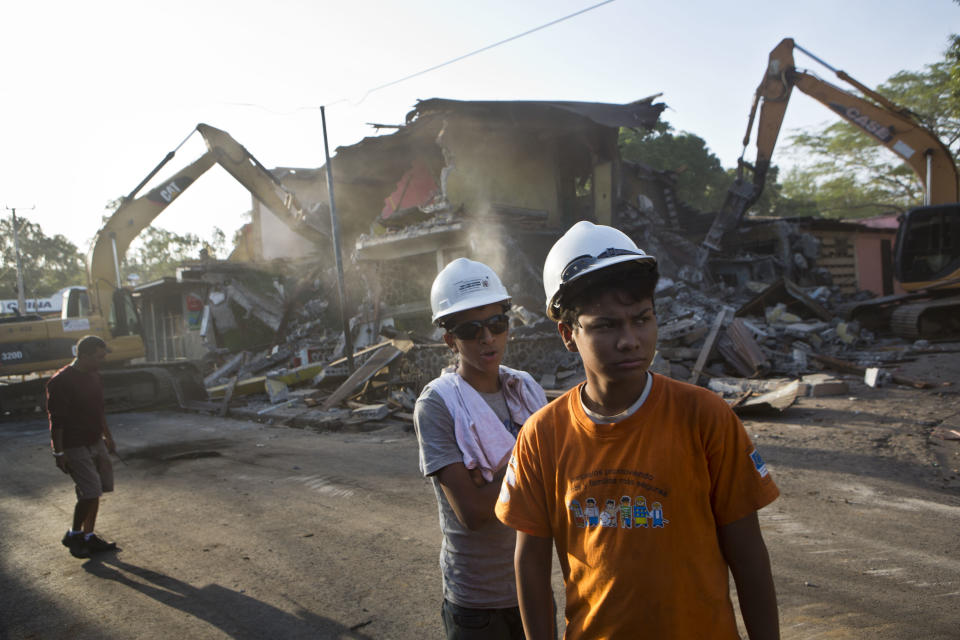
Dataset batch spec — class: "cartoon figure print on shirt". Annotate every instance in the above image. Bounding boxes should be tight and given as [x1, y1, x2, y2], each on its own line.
[569, 500, 588, 528]
[651, 501, 668, 528]
[633, 496, 649, 528]
[600, 499, 618, 527]
[619, 496, 632, 529]
[568, 494, 668, 530]
[584, 498, 600, 526]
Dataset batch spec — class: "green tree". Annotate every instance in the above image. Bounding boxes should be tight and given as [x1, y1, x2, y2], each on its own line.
[947, 33, 960, 119]
[619, 122, 733, 212]
[99, 200, 228, 285]
[0, 215, 85, 302]
[123, 225, 227, 284]
[779, 35, 960, 219]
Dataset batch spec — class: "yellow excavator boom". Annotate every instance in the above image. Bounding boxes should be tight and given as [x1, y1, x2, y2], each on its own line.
[2, 124, 326, 412]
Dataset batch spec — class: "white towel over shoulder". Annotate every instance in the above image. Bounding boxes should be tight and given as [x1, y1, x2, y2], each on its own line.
[431, 366, 547, 482]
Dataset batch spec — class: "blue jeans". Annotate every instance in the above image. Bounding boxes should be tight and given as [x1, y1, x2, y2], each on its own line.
[441, 599, 525, 640]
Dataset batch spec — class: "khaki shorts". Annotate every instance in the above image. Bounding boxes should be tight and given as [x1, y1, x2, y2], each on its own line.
[64, 439, 114, 499]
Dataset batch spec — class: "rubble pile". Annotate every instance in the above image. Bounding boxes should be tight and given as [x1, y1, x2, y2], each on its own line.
[186, 254, 942, 432]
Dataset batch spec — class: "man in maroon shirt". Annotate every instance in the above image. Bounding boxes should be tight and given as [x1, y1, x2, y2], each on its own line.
[48, 335, 119, 558]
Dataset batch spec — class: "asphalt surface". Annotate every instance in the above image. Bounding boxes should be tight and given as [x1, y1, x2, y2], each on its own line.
[2, 412, 448, 639]
[1, 363, 959, 639]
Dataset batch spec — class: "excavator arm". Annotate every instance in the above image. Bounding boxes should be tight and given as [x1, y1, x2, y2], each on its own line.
[1, 123, 329, 412]
[87, 123, 327, 319]
[87, 151, 215, 317]
[698, 38, 959, 267]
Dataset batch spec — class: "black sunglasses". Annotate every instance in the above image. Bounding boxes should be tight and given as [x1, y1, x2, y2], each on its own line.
[560, 248, 647, 284]
[448, 313, 510, 340]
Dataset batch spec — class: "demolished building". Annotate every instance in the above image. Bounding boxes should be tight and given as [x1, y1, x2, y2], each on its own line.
[128, 96, 945, 426]
[138, 97, 669, 365]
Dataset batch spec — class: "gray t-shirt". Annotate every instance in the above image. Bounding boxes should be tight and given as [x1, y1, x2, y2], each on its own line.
[414, 381, 521, 609]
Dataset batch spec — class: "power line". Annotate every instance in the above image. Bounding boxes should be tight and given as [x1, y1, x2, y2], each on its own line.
[351, 0, 617, 106]
[222, 0, 618, 114]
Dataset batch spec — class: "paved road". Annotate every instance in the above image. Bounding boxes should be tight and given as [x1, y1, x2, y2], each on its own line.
[1, 382, 958, 638]
[1, 412, 447, 639]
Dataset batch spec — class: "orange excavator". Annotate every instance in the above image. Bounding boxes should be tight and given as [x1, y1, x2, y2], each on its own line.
[699, 37, 960, 339]
[0, 124, 326, 413]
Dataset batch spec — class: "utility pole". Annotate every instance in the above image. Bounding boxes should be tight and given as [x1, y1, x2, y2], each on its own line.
[320, 106, 355, 373]
[5, 205, 35, 316]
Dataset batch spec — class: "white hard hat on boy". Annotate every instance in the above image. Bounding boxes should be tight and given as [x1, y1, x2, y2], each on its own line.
[431, 258, 511, 324]
[543, 221, 657, 315]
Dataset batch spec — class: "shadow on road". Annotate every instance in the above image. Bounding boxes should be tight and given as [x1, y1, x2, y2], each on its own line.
[761, 442, 958, 493]
[82, 556, 375, 639]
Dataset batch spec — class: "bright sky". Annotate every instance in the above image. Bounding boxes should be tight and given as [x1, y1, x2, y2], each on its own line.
[1, 0, 957, 255]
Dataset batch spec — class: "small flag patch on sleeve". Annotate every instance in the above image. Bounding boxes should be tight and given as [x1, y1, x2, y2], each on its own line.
[749, 449, 769, 477]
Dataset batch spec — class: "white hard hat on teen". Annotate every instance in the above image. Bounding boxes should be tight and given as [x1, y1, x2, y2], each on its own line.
[543, 221, 657, 316]
[431, 258, 511, 324]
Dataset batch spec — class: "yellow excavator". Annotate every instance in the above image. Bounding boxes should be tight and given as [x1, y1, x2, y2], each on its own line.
[699, 37, 960, 339]
[0, 124, 325, 413]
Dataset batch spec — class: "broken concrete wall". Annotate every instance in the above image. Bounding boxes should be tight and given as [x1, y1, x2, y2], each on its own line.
[346, 100, 658, 336]
[332, 127, 446, 235]
[228, 98, 664, 347]
[439, 114, 562, 224]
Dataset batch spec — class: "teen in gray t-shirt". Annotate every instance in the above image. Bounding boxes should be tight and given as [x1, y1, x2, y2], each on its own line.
[415, 384, 521, 609]
[420, 257, 536, 639]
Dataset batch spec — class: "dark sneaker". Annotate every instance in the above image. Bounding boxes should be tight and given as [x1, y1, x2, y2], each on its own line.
[84, 534, 118, 554]
[62, 531, 90, 557]
[61, 531, 81, 548]
[69, 539, 91, 558]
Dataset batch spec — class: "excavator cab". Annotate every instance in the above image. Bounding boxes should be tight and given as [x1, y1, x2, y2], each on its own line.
[63, 287, 90, 318]
[60, 287, 145, 364]
[108, 288, 142, 338]
[895, 204, 960, 289]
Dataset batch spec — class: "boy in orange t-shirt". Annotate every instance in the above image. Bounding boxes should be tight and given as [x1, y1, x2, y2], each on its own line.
[495, 222, 780, 639]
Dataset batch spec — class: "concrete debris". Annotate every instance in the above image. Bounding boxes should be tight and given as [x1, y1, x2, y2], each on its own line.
[732, 380, 801, 415]
[719, 318, 771, 378]
[800, 373, 850, 397]
[264, 378, 290, 404]
[765, 303, 803, 325]
[350, 403, 392, 422]
[181, 250, 944, 429]
[204, 352, 246, 388]
[187, 262, 942, 427]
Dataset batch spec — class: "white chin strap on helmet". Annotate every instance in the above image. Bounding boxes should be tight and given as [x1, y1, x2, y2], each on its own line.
[543, 221, 657, 316]
[431, 258, 511, 325]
